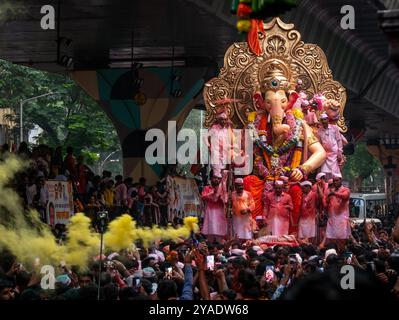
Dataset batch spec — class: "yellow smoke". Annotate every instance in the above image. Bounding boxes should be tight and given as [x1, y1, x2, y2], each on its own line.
[59, 213, 100, 268]
[104, 215, 199, 250]
[0, 156, 199, 269]
[0, 156, 29, 227]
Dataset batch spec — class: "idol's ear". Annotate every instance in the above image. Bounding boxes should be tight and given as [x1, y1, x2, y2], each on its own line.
[253, 91, 265, 109]
[287, 90, 300, 110]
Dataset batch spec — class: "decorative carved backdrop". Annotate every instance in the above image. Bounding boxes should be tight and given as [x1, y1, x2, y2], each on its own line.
[203, 17, 347, 132]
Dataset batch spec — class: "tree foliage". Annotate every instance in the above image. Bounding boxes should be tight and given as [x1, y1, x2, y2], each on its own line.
[0, 59, 121, 172]
[0, 1, 27, 24]
[343, 142, 383, 191]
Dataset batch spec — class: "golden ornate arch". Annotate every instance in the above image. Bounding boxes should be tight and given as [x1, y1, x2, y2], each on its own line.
[203, 17, 347, 132]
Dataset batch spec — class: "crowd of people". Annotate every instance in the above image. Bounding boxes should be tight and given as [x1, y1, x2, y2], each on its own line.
[1, 142, 399, 301]
[2, 142, 182, 230]
[1, 217, 398, 301]
[201, 172, 355, 249]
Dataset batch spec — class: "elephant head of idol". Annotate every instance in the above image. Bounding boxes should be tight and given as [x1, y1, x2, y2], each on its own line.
[255, 60, 299, 137]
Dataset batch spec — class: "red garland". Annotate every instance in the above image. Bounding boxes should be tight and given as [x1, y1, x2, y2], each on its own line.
[248, 19, 265, 56]
[288, 91, 299, 110]
[237, 3, 252, 17]
[288, 183, 302, 234]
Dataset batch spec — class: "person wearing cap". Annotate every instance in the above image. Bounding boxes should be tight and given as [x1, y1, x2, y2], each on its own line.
[312, 172, 328, 194]
[232, 178, 255, 240]
[324, 248, 338, 260]
[316, 113, 344, 180]
[201, 174, 228, 243]
[298, 181, 317, 241]
[204, 98, 236, 178]
[254, 215, 269, 238]
[319, 178, 335, 249]
[312, 172, 329, 243]
[323, 174, 351, 249]
[300, 91, 317, 127]
[264, 180, 293, 236]
[279, 176, 290, 193]
[142, 267, 157, 279]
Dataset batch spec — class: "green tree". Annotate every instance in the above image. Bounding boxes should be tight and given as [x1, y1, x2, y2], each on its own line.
[177, 109, 204, 177]
[0, 59, 122, 174]
[0, 1, 26, 24]
[343, 142, 383, 192]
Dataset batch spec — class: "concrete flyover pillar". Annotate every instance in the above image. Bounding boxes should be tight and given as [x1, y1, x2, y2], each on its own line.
[70, 66, 209, 184]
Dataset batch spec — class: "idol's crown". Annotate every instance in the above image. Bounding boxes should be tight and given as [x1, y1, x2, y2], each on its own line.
[259, 60, 292, 92]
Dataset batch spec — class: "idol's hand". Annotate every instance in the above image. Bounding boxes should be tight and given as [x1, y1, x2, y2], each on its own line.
[290, 168, 303, 181]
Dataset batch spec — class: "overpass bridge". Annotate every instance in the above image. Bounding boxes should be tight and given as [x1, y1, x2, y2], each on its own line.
[1, 0, 399, 185]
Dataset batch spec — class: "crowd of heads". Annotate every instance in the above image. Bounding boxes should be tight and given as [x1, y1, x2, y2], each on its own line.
[1, 217, 399, 300]
[1, 143, 185, 232]
[1, 143, 399, 300]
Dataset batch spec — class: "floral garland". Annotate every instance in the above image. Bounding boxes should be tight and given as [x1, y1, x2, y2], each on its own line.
[254, 118, 302, 157]
[248, 112, 303, 177]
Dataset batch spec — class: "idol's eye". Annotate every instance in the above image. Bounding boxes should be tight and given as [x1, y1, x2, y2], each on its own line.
[281, 98, 287, 104]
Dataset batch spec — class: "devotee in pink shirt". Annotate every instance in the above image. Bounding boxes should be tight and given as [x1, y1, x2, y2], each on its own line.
[201, 174, 228, 243]
[232, 178, 255, 240]
[264, 180, 293, 236]
[298, 181, 317, 240]
[323, 175, 351, 241]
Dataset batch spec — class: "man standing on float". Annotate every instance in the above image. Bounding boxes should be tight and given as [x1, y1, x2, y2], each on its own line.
[263, 180, 293, 236]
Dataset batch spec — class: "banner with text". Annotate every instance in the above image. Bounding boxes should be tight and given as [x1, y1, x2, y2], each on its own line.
[45, 180, 74, 226]
[168, 176, 201, 217]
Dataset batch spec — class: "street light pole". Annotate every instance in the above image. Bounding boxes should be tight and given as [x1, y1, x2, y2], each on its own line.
[19, 92, 58, 143]
[20, 100, 23, 144]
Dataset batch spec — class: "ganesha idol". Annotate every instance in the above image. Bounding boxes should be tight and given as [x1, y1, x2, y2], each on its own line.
[248, 61, 326, 184]
[203, 18, 347, 231]
[243, 61, 327, 232]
